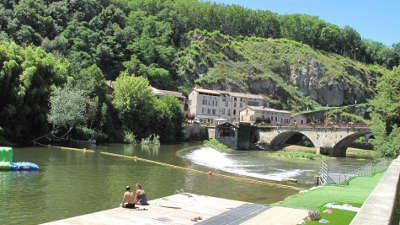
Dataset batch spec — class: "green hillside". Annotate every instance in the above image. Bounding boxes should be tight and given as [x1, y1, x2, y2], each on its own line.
[176, 30, 389, 111]
[0, 0, 397, 147]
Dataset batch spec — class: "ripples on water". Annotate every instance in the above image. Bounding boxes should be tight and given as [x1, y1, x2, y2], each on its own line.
[0, 144, 373, 225]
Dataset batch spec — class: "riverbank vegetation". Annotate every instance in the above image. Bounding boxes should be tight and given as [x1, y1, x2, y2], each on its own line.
[369, 66, 400, 158]
[268, 145, 379, 162]
[203, 139, 232, 153]
[0, 0, 397, 151]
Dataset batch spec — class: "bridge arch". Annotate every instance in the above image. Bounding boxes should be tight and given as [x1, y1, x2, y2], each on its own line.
[330, 131, 372, 157]
[269, 131, 317, 150]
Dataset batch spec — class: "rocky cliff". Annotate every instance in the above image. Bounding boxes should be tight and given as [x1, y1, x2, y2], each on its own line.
[175, 30, 389, 111]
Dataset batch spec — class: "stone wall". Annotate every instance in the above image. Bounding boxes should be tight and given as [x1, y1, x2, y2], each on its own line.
[183, 124, 208, 141]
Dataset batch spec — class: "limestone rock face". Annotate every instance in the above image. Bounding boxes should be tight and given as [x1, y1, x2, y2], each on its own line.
[178, 32, 385, 109]
[288, 59, 373, 106]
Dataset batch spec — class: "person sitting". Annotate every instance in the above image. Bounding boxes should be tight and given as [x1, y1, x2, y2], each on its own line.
[121, 185, 135, 208]
[135, 183, 148, 205]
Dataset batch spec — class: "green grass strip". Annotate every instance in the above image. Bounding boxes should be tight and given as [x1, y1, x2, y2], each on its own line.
[278, 171, 385, 209]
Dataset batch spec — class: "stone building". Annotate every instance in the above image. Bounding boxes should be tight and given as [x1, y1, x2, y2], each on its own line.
[188, 88, 265, 123]
[240, 106, 292, 125]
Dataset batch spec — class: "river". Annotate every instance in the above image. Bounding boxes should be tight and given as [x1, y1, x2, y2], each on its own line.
[0, 143, 371, 225]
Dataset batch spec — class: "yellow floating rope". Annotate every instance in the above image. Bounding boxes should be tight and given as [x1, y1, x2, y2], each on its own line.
[49, 145, 96, 153]
[49, 145, 302, 191]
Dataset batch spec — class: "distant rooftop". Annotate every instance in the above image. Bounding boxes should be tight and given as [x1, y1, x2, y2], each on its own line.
[152, 87, 185, 99]
[105, 80, 185, 99]
[194, 88, 264, 99]
[245, 106, 291, 114]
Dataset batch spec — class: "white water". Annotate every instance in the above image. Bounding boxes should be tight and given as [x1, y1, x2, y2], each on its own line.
[185, 147, 312, 182]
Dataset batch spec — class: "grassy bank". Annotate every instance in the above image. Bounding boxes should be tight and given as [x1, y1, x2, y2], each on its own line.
[305, 208, 356, 225]
[278, 171, 385, 209]
[203, 139, 232, 153]
[268, 145, 379, 162]
[268, 145, 322, 161]
[279, 171, 385, 224]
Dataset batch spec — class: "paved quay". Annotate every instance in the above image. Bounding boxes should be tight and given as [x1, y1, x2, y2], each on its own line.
[41, 193, 307, 225]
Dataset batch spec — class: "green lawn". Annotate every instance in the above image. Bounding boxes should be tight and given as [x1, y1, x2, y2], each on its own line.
[278, 171, 385, 209]
[305, 208, 356, 225]
[268, 145, 380, 162]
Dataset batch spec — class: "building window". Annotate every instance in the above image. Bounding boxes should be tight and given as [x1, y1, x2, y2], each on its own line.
[240, 102, 243, 107]
[212, 109, 216, 115]
[202, 108, 205, 114]
[234, 103, 237, 107]
[228, 110, 231, 116]
[207, 108, 211, 115]
[233, 109, 236, 115]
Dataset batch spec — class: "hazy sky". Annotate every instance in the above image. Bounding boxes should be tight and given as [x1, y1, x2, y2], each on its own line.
[212, 0, 399, 46]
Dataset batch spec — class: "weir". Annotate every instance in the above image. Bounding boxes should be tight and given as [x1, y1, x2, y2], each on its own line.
[48, 145, 302, 191]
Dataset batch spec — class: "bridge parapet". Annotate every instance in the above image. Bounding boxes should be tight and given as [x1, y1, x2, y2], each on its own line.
[257, 124, 371, 157]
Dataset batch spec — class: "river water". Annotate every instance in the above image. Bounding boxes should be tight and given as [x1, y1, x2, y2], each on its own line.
[0, 143, 371, 225]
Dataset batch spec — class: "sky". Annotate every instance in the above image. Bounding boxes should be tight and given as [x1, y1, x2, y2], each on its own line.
[212, 0, 399, 46]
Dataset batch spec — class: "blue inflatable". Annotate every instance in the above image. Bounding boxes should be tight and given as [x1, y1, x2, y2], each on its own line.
[0, 147, 39, 171]
[10, 162, 40, 171]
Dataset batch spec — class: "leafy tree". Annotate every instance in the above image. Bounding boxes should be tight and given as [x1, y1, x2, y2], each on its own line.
[152, 96, 184, 143]
[386, 43, 400, 69]
[0, 41, 67, 144]
[112, 74, 156, 139]
[320, 24, 341, 53]
[48, 87, 87, 131]
[369, 66, 400, 157]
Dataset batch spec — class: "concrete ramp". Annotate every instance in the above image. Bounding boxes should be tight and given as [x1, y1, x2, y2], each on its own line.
[196, 203, 269, 225]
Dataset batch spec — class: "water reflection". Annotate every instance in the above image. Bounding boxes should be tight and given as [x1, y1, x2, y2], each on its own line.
[0, 144, 373, 225]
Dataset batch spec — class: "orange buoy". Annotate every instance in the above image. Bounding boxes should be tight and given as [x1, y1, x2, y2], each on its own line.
[208, 171, 212, 176]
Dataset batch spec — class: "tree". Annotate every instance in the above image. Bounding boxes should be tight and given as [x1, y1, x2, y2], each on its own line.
[0, 41, 67, 144]
[369, 66, 400, 157]
[152, 96, 184, 143]
[320, 24, 341, 52]
[386, 43, 400, 69]
[112, 74, 156, 139]
[48, 87, 87, 131]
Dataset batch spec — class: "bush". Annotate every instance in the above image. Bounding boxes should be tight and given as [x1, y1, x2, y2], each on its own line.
[204, 139, 232, 153]
[123, 130, 137, 145]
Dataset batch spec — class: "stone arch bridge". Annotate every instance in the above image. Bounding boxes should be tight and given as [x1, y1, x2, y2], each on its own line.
[258, 125, 371, 157]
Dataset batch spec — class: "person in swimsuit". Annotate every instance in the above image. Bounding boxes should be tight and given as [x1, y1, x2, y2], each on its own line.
[135, 183, 148, 205]
[121, 185, 135, 208]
